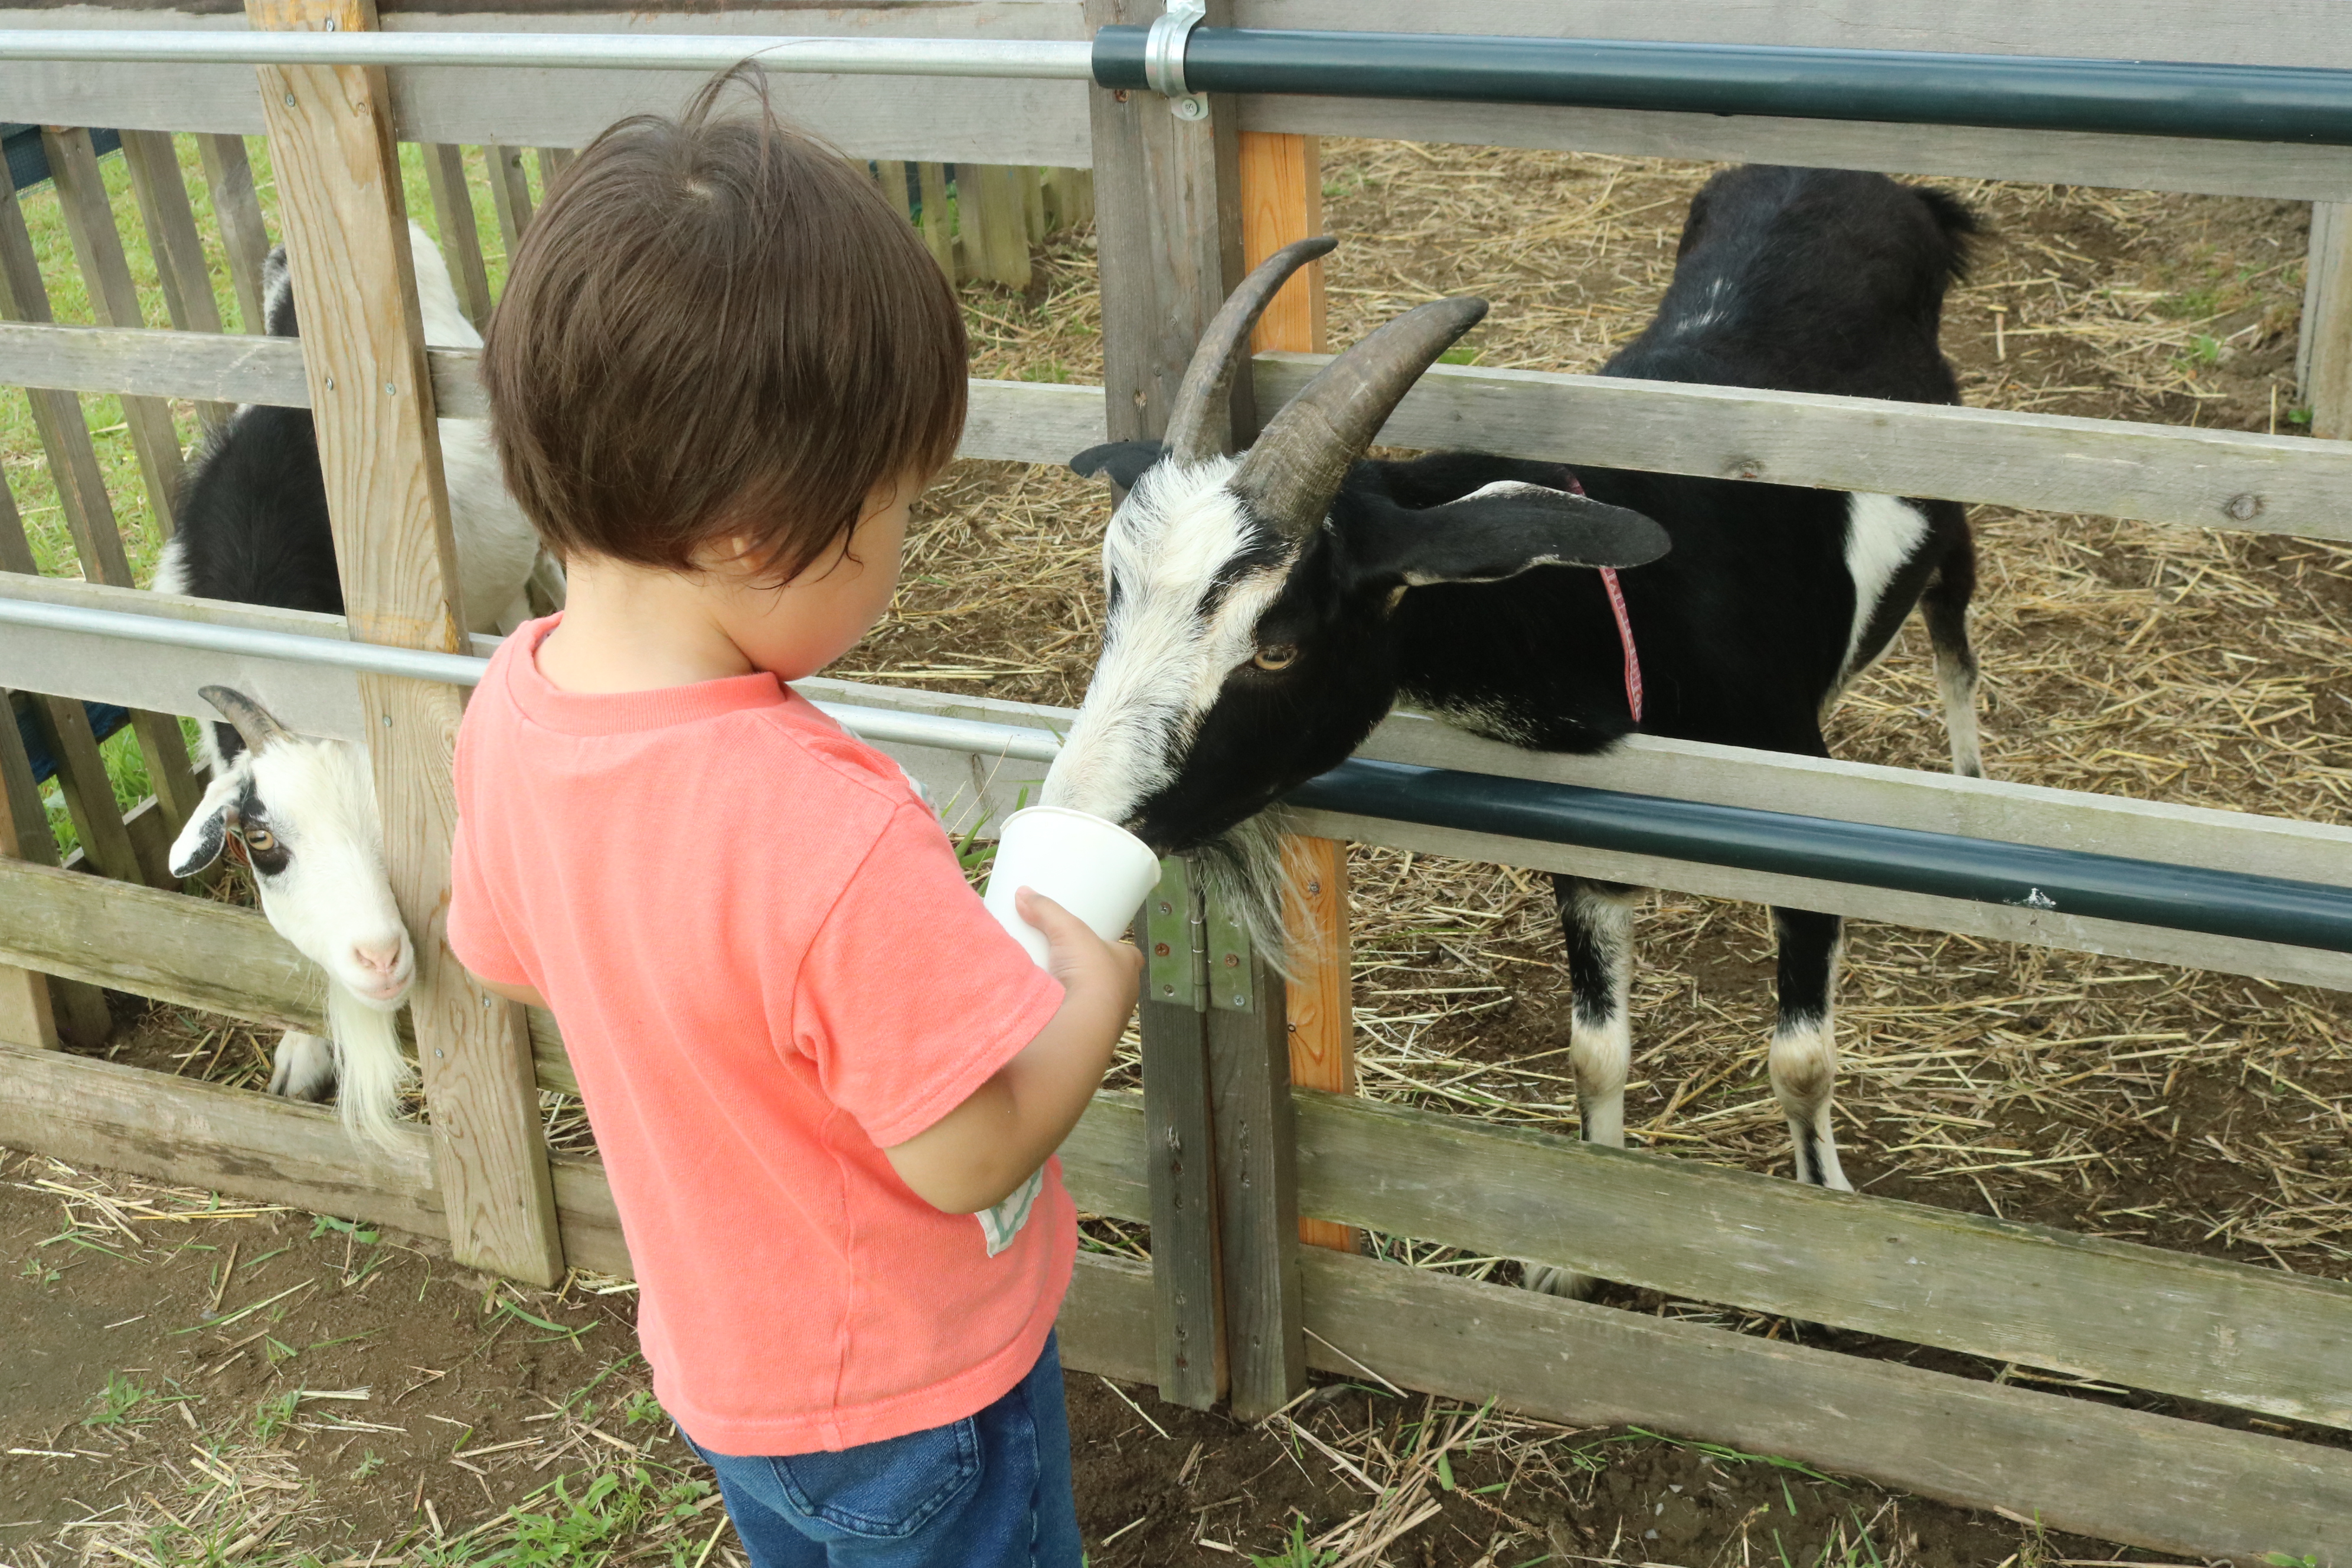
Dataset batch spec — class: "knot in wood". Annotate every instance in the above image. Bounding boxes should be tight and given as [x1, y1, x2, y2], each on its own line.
[2223, 492, 2263, 521]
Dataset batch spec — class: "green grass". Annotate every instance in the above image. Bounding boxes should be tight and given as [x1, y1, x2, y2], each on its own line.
[9, 136, 535, 858]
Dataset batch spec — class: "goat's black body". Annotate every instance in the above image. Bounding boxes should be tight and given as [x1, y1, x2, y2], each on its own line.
[172, 406, 344, 622]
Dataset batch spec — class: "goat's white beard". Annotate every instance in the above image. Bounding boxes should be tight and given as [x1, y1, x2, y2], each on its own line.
[1187, 810, 1305, 983]
[325, 979, 415, 1153]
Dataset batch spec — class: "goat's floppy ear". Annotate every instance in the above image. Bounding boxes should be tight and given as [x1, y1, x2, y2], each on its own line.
[1071, 441, 1165, 491]
[168, 772, 243, 879]
[1345, 481, 1671, 592]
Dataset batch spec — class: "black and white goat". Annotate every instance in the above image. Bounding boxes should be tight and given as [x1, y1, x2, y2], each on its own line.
[156, 223, 551, 1146]
[1047, 167, 1979, 1283]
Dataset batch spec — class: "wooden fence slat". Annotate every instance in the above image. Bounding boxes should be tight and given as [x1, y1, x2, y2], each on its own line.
[40, 127, 188, 540]
[0, 704, 65, 1051]
[2304, 201, 2352, 440]
[1301, 1247, 2352, 1564]
[1054, 1251, 1159, 1386]
[1205, 946, 1306, 1420]
[1138, 859, 1226, 1409]
[916, 162, 956, 281]
[1295, 1090, 2352, 1432]
[420, 143, 493, 329]
[117, 130, 234, 434]
[533, 146, 571, 191]
[969, 163, 1031, 289]
[250, 0, 563, 1288]
[483, 143, 531, 256]
[195, 133, 270, 334]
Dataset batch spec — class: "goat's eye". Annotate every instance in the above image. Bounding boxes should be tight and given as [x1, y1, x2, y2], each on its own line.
[241, 827, 276, 852]
[1251, 645, 1299, 672]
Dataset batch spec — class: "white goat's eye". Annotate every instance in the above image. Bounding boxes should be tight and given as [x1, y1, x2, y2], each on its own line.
[1251, 645, 1299, 672]
[241, 827, 276, 852]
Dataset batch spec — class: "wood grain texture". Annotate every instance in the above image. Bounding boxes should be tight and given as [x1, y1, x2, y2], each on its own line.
[1255, 353, 2352, 545]
[1236, 131, 1324, 357]
[916, 161, 955, 279]
[1057, 1089, 1149, 1222]
[1139, 992, 1226, 1409]
[0, 671, 64, 1050]
[24, 693, 146, 886]
[1300, 1247, 2352, 1564]
[1087, 0, 1246, 446]
[484, 143, 531, 253]
[41, 127, 187, 538]
[251, 0, 561, 1286]
[2305, 202, 2352, 441]
[1296, 1090, 2352, 1432]
[970, 162, 1032, 290]
[0, 1039, 443, 1237]
[1055, 1250, 1158, 1387]
[421, 143, 494, 328]
[1206, 949, 1305, 1420]
[197, 133, 273, 334]
[117, 129, 234, 433]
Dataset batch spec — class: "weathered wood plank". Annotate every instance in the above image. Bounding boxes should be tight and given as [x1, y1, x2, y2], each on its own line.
[420, 143, 494, 329]
[969, 163, 1032, 290]
[22, 691, 147, 887]
[252, 0, 563, 1287]
[197, 133, 272, 335]
[117, 129, 234, 433]
[1056, 1250, 1159, 1387]
[1206, 945, 1306, 1421]
[1278, 835, 1355, 1253]
[2305, 202, 2352, 441]
[0, 1039, 442, 1238]
[483, 143, 531, 254]
[1256, 353, 2352, 545]
[41, 126, 187, 539]
[915, 161, 955, 281]
[1301, 1247, 2352, 1563]
[1057, 1089, 1149, 1223]
[1296, 1090, 2352, 1432]
[1139, 963, 1225, 1403]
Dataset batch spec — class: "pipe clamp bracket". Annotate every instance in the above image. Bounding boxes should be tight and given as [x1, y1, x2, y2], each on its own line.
[1145, 0, 1208, 118]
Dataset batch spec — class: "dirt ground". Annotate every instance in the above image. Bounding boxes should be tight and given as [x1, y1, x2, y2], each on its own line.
[6, 141, 2350, 1567]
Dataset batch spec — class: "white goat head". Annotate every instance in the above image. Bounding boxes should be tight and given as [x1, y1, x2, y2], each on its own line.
[168, 685, 415, 1147]
[1046, 239, 1667, 925]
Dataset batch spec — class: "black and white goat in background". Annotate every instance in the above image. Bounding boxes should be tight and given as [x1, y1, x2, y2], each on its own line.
[153, 223, 553, 1147]
[1048, 166, 1981, 1289]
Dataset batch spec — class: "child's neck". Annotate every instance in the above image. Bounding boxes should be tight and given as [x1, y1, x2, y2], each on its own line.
[535, 556, 759, 695]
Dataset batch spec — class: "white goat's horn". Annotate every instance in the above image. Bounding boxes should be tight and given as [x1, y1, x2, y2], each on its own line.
[1233, 296, 1489, 541]
[1161, 235, 1338, 468]
[200, 685, 291, 756]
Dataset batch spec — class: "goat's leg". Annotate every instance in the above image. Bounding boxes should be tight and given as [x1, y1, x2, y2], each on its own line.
[268, 1031, 337, 1102]
[1921, 541, 1984, 779]
[1769, 907, 1851, 1190]
[1524, 876, 1641, 1297]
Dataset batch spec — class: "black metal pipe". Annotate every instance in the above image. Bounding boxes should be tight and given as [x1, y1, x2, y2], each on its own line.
[1095, 28, 2352, 147]
[1286, 758, 2352, 955]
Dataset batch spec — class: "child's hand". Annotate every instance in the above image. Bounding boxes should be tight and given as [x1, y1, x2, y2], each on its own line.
[1014, 887, 1143, 1007]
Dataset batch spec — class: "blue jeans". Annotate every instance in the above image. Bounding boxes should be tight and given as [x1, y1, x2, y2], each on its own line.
[675, 1332, 1082, 1568]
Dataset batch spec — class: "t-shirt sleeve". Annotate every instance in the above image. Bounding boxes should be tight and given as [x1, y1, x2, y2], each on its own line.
[447, 813, 531, 988]
[794, 801, 1067, 1150]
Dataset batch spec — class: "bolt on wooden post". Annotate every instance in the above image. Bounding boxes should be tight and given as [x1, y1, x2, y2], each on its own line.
[246, 0, 564, 1286]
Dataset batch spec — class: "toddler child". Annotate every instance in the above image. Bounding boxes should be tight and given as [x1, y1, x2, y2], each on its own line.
[447, 68, 1142, 1568]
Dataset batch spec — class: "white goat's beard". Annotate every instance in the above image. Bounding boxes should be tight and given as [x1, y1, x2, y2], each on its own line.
[325, 979, 416, 1153]
[1185, 809, 1307, 983]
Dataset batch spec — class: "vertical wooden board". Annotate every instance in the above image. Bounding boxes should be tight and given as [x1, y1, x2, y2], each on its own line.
[197, 134, 271, 334]
[24, 696, 144, 887]
[1021, 164, 1048, 244]
[1206, 949, 1305, 1421]
[41, 127, 187, 538]
[1237, 132, 1327, 357]
[119, 130, 233, 435]
[533, 146, 572, 193]
[973, 164, 1031, 289]
[249, 0, 563, 1288]
[2303, 201, 2352, 439]
[1279, 834, 1356, 1253]
[1084, 0, 1246, 446]
[916, 162, 956, 281]
[420, 144, 492, 329]
[871, 158, 912, 224]
[1141, 994, 1226, 1409]
[484, 144, 533, 256]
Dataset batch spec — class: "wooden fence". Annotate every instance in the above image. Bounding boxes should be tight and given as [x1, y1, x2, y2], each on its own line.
[1, 1, 2351, 1560]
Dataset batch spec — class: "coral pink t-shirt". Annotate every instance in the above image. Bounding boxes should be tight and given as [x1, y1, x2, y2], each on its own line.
[447, 619, 1072, 1455]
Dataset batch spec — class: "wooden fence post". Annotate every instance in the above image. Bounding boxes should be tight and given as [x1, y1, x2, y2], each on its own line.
[1140, 860, 1226, 1408]
[422, 144, 494, 329]
[1089, 0, 1295, 1414]
[196, 134, 272, 334]
[2301, 202, 2352, 439]
[41, 127, 188, 540]
[248, 0, 564, 1286]
[1236, 130, 1361, 1256]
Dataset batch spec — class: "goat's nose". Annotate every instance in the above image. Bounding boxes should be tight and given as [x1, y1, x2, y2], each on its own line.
[352, 939, 405, 976]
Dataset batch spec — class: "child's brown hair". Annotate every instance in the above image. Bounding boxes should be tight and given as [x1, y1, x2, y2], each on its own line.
[482, 66, 966, 584]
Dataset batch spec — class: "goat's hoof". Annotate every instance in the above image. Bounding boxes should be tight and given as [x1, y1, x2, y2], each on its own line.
[1520, 1261, 1600, 1299]
[268, 1034, 338, 1103]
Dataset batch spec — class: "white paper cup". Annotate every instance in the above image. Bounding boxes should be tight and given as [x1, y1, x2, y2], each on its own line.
[982, 806, 1162, 969]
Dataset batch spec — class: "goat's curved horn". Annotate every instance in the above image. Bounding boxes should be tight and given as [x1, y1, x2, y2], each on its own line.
[200, 685, 291, 756]
[1161, 235, 1338, 468]
[1232, 296, 1489, 541]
